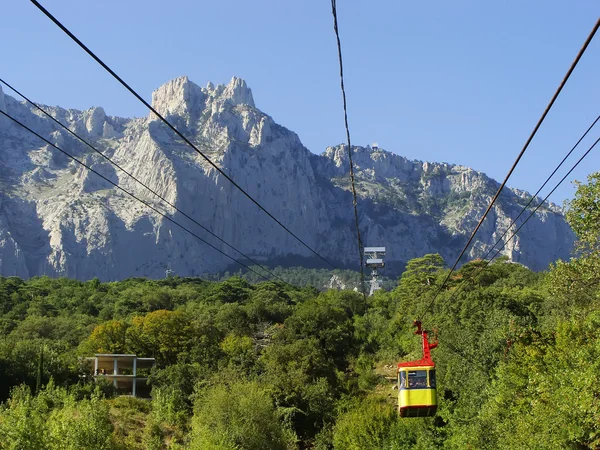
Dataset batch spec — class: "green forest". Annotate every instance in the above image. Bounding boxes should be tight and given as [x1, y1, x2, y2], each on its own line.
[0, 173, 599, 450]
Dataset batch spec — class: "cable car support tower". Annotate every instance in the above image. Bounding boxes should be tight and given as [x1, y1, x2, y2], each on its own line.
[364, 246, 385, 296]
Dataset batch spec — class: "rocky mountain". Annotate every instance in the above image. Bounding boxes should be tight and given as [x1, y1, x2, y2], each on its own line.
[0, 77, 575, 280]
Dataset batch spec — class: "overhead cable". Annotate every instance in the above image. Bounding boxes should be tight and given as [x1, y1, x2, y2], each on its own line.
[477, 114, 600, 265]
[416, 121, 600, 375]
[417, 134, 600, 374]
[421, 132, 600, 343]
[0, 108, 275, 282]
[417, 16, 600, 321]
[0, 77, 290, 286]
[330, 0, 367, 298]
[30, 0, 337, 270]
[478, 134, 599, 277]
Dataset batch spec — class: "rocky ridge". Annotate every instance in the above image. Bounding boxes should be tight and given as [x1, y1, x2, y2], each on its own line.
[0, 77, 575, 280]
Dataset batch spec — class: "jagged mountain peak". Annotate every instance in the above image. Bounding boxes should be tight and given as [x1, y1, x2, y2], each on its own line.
[0, 77, 575, 280]
[150, 76, 255, 122]
[150, 76, 205, 120]
[206, 76, 255, 108]
[82, 106, 107, 136]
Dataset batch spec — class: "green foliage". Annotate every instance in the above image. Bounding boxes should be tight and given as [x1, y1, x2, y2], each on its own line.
[565, 172, 600, 252]
[353, 353, 380, 391]
[333, 396, 397, 450]
[142, 417, 165, 450]
[0, 383, 116, 450]
[545, 254, 600, 321]
[2, 175, 600, 450]
[208, 266, 397, 292]
[107, 396, 153, 449]
[260, 337, 338, 439]
[0, 385, 48, 450]
[473, 312, 600, 449]
[151, 385, 190, 429]
[396, 253, 445, 293]
[47, 395, 115, 450]
[0, 339, 79, 401]
[80, 309, 224, 368]
[81, 319, 130, 355]
[332, 395, 440, 450]
[544, 172, 600, 326]
[129, 309, 193, 365]
[205, 276, 253, 304]
[220, 334, 256, 372]
[277, 291, 358, 368]
[188, 379, 297, 450]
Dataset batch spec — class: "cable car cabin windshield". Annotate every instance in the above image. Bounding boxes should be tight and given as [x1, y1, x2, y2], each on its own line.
[400, 370, 435, 389]
[408, 370, 428, 388]
[399, 369, 436, 389]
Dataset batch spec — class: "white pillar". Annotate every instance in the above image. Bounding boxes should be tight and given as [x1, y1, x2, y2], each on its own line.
[132, 357, 137, 397]
[113, 358, 118, 388]
[94, 358, 98, 376]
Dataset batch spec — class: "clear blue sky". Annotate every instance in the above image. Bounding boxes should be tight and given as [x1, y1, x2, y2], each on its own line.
[2, 1, 599, 204]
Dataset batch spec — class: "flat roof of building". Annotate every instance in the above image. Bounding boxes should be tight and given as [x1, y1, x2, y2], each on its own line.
[88, 354, 156, 361]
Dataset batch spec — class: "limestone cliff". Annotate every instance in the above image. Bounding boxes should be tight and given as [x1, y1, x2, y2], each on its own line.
[0, 77, 575, 280]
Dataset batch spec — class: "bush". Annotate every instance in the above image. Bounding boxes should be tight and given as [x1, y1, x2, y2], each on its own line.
[0, 385, 48, 450]
[47, 395, 115, 450]
[332, 396, 396, 450]
[188, 379, 297, 450]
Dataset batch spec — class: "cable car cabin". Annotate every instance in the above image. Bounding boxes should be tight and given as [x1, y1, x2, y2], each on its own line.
[397, 321, 438, 417]
[397, 365, 437, 417]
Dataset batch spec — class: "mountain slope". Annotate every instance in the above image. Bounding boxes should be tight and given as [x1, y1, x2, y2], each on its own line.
[0, 77, 574, 280]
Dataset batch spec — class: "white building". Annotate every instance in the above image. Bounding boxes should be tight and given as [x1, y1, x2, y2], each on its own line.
[85, 354, 155, 397]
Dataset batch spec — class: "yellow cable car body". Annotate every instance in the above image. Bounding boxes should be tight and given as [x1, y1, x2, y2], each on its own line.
[397, 321, 438, 417]
[397, 365, 437, 417]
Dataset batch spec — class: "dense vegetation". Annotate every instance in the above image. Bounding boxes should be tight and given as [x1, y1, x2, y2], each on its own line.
[206, 266, 396, 291]
[0, 172, 599, 449]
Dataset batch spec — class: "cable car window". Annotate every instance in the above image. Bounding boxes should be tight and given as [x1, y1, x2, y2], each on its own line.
[399, 371, 406, 389]
[429, 369, 436, 388]
[408, 370, 428, 388]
